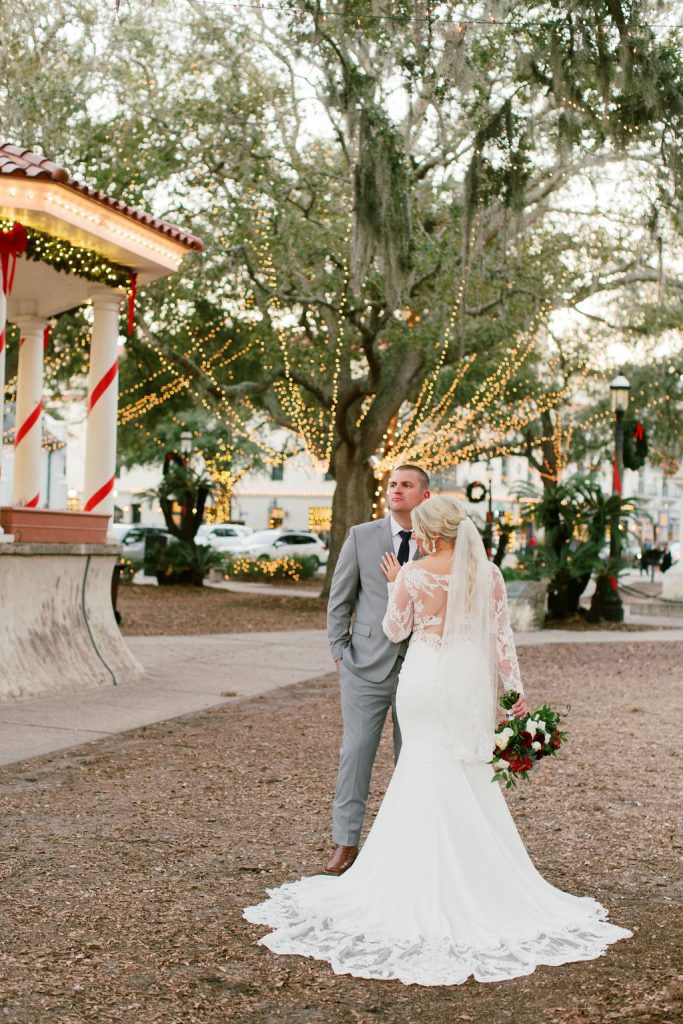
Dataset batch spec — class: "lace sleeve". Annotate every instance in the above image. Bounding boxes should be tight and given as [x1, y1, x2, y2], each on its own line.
[382, 568, 415, 643]
[491, 565, 524, 695]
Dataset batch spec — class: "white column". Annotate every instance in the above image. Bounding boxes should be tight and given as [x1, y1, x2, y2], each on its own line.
[12, 316, 46, 507]
[662, 469, 683, 601]
[83, 288, 123, 517]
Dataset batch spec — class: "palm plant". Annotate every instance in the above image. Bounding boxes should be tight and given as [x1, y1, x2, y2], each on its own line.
[145, 458, 216, 546]
[151, 539, 225, 587]
[516, 475, 645, 621]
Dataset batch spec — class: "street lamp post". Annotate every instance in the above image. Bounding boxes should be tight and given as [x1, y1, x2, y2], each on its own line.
[180, 430, 193, 457]
[602, 371, 630, 622]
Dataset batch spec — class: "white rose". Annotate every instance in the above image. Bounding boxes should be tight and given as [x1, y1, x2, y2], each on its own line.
[531, 741, 542, 751]
[524, 718, 537, 734]
[495, 727, 514, 750]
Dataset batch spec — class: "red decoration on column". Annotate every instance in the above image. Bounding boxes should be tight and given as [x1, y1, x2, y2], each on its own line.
[0, 223, 28, 295]
[612, 454, 621, 496]
[14, 400, 43, 446]
[87, 359, 118, 414]
[634, 422, 644, 441]
[127, 272, 137, 336]
[609, 575, 618, 591]
[0, 327, 5, 356]
[43, 324, 52, 352]
[84, 473, 115, 512]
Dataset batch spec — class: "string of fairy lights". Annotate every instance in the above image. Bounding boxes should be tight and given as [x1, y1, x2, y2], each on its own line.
[0, 219, 131, 288]
[2, 195, 677, 508]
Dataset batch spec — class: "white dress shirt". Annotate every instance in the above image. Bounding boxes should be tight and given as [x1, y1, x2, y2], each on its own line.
[390, 515, 417, 562]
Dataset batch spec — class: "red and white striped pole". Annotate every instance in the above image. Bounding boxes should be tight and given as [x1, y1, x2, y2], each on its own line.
[0, 288, 6, 487]
[12, 316, 47, 508]
[83, 288, 123, 517]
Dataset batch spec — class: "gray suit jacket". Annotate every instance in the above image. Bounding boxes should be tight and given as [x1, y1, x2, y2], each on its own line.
[327, 516, 414, 682]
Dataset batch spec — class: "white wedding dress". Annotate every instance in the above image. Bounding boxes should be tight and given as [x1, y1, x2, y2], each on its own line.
[244, 559, 631, 986]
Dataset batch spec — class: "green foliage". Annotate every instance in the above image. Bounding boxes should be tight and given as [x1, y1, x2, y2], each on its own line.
[1, 0, 681, 568]
[146, 461, 215, 544]
[515, 474, 646, 618]
[500, 557, 546, 582]
[623, 419, 649, 471]
[353, 105, 413, 306]
[0, 220, 131, 288]
[149, 539, 224, 586]
[117, 557, 143, 582]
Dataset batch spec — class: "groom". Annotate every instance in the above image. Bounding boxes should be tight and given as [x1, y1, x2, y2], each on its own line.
[324, 464, 430, 875]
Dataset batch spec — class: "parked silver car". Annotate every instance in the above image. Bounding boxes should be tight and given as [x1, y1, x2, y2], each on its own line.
[109, 524, 174, 561]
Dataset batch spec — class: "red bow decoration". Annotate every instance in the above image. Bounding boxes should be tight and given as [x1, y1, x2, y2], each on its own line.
[127, 271, 137, 337]
[0, 222, 28, 296]
[612, 454, 621, 496]
[634, 422, 644, 441]
[609, 575, 618, 591]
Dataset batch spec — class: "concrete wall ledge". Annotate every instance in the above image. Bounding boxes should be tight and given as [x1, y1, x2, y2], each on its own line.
[505, 578, 548, 631]
[0, 547, 143, 702]
[0, 542, 122, 557]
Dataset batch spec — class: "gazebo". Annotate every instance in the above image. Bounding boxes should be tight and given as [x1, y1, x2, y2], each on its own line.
[0, 144, 202, 700]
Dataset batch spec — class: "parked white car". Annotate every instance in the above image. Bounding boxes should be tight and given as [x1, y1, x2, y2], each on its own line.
[235, 529, 329, 568]
[195, 523, 253, 553]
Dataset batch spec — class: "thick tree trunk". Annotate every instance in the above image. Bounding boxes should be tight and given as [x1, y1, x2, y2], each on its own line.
[320, 441, 377, 598]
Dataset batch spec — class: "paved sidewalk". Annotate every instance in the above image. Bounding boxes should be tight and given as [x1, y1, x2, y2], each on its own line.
[0, 626, 680, 767]
[0, 630, 331, 767]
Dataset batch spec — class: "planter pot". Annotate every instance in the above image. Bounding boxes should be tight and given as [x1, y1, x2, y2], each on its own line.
[156, 569, 196, 586]
[505, 579, 548, 631]
[0, 506, 109, 544]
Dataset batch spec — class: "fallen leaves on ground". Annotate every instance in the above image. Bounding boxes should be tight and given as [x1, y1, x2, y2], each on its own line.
[118, 583, 327, 636]
[0, 642, 681, 1023]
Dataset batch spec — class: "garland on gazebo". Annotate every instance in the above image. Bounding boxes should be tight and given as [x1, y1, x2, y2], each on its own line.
[0, 219, 131, 288]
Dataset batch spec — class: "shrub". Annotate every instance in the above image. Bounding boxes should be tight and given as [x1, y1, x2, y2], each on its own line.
[225, 555, 318, 582]
[117, 557, 144, 582]
[148, 540, 225, 586]
[500, 551, 548, 581]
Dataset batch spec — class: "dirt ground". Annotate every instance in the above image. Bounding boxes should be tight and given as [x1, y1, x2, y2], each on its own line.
[118, 583, 328, 636]
[1, 639, 682, 1024]
[116, 584, 659, 638]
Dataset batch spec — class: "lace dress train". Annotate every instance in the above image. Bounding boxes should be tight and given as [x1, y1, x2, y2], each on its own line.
[243, 564, 631, 985]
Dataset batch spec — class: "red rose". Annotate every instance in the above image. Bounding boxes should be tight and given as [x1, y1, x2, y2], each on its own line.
[521, 731, 534, 745]
[552, 735, 562, 749]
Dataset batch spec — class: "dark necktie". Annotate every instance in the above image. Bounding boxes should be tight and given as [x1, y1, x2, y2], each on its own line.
[397, 530, 412, 565]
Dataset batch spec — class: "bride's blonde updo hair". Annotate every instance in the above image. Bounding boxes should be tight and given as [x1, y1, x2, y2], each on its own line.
[411, 494, 468, 546]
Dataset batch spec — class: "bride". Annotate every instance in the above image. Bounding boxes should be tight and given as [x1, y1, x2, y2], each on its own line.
[244, 496, 631, 986]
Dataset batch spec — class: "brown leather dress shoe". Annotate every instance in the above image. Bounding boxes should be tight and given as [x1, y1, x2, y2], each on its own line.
[324, 844, 358, 875]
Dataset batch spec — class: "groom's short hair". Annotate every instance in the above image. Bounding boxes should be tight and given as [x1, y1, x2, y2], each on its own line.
[393, 464, 430, 490]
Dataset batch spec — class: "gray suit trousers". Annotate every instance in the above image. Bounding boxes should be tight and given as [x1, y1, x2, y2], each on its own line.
[332, 658, 403, 846]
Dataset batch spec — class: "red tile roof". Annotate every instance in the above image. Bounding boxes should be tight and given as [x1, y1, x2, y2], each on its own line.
[0, 143, 203, 251]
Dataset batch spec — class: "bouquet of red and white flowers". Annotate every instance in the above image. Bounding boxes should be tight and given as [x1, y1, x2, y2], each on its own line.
[490, 690, 569, 789]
